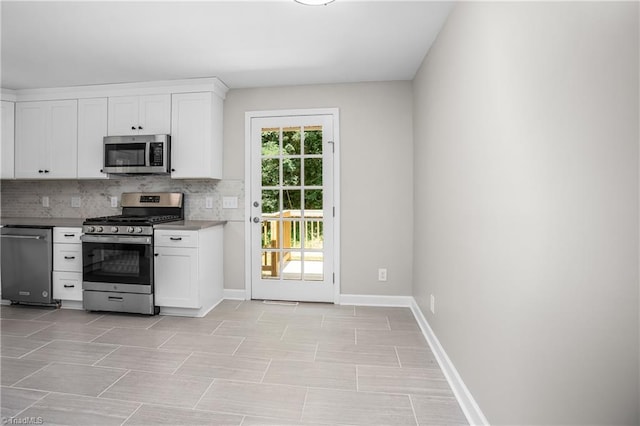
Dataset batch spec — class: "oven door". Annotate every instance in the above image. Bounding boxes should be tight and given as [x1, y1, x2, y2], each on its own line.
[81, 234, 153, 294]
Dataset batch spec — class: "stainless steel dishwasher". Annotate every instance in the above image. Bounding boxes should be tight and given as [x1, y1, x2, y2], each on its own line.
[1, 226, 55, 305]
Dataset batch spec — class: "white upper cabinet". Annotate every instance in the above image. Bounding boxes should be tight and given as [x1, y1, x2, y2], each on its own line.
[77, 98, 108, 179]
[171, 92, 223, 179]
[5, 78, 227, 180]
[108, 94, 170, 136]
[1, 101, 15, 179]
[15, 100, 78, 179]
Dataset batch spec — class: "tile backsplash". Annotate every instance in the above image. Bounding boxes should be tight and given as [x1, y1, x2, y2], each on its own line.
[0, 176, 244, 221]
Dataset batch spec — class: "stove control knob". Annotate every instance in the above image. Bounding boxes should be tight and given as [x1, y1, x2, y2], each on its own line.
[135, 227, 143, 234]
[87, 226, 95, 233]
[111, 227, 119, 233]
[127, 227, 135, 233]
[96, 226, 103, 233]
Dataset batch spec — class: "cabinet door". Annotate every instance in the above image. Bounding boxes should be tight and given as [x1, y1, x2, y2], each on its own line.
[15, 102, 47, 178]
[15, 100, 77, 179]
[78, 98, 108, 179]
[108, 96, 139, 135]
[53, 243, 82, 272]
[53, 271, 83, 301]
[154, 246, 199, 308]
[53, 227, 82, 244]
[139, 94, 171, 135]
[46, 100, 78, 179]
[1, 101, 15, 179]
[171, 92, 221, 179]
[155, 230, 198, 248]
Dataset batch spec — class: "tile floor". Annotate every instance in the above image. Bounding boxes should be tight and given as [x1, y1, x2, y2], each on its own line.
[0, 300, 468, 425]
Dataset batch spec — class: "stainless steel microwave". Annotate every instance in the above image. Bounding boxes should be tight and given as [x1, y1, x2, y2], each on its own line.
[103, 135, 170, 174]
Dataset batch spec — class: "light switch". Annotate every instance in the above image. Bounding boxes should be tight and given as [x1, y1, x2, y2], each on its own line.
[71, 196, 81, 208]
[110, 196, 118, 207]
[205, 197, 214, 209]
[222, 196, 238, 209]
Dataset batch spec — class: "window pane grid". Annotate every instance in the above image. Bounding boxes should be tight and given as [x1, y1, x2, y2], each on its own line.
[259, 124, 325, 282]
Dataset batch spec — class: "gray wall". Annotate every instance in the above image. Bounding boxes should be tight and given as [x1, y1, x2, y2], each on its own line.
[1, 81, 415, 298]
[222, 81, 414, 296]
[412, 2, 639, 424]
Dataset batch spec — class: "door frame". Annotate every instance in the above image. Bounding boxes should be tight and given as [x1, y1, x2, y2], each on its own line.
[244, 108, 341, 303]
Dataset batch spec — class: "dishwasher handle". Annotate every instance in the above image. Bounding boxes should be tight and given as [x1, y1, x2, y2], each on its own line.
[0, 234, 44, 240]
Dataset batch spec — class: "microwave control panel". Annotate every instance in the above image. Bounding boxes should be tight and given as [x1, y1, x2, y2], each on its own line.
[149, 143, 164, 166]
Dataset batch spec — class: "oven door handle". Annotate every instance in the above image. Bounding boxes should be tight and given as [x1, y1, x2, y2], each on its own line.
[80, 235, 152, 245]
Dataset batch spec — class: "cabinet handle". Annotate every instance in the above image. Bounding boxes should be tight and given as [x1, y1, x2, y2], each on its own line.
[108, 296, 124, 302]
[154, 253, 159, 257]
[64, 234, 75, 237]
[44, 170, 50, 173]
[38, 170, 43, 173]
[138, 126, 143, 130]
[131, 126, 136, 130]
[169, 237, 182, 241]
[171, 168, 175, 172]
[63, 284, 75, 288]
[64, 256, 75, 260]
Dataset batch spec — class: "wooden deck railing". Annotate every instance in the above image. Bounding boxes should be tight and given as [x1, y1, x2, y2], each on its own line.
[261, 210, 323, 277]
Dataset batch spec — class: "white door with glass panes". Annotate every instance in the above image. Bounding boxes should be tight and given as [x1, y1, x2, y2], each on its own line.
[250, 113, 336, 302]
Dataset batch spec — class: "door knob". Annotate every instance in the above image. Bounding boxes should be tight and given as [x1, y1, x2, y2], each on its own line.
[253, 201, 260, 207]
[253, 217, 260, 223]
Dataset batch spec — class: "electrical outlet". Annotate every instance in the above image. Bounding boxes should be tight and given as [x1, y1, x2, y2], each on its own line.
[71, 196, 81, 208]
[42, 196, 49, 208]
[110, 196, 118, 208]
[205, 197, 214, 209]
[222, 196, 238, 209]
[430, 294, 435, 314]
[378, 268, 387, 282]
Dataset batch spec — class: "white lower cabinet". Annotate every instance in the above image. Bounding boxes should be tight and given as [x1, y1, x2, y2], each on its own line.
[155, 246, 199, 308]
[53, 271, 82, 301]
[53, 227, 83, 306]
[53, 243, 82, 272]
[154, 226, 223, 317]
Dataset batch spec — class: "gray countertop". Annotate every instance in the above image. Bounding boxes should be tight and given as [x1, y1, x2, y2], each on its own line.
[0, 217, 226, 230]
[0, 217, 85, 227]
[154, 220, 227, 230]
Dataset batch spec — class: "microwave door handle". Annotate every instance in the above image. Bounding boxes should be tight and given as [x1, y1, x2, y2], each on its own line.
[147, 142, 152, 167]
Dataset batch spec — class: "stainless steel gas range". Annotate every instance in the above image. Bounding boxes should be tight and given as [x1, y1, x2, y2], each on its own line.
[81, 192, 184, 315]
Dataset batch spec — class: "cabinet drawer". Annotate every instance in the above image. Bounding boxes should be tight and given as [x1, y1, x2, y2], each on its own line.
[53, 244, 82, 272]
[154, 231, 198, 248]
[83, 290, 154, 315]
[53, 271, 82, 301]
[54, 227, 82, 244]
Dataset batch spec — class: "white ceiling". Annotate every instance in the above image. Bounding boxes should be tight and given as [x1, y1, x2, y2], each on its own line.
[0, 1, 453, 91]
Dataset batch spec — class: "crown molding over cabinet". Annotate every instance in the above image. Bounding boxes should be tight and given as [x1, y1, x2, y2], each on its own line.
[1, 78, 228, 102]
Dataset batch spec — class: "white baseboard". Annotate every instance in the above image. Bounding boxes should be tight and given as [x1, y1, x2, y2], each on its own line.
[410, 298, 489, 426]
[223, 289, 247, 300]
[338, 294, 413, 307]
[60, 300, 83, 310]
